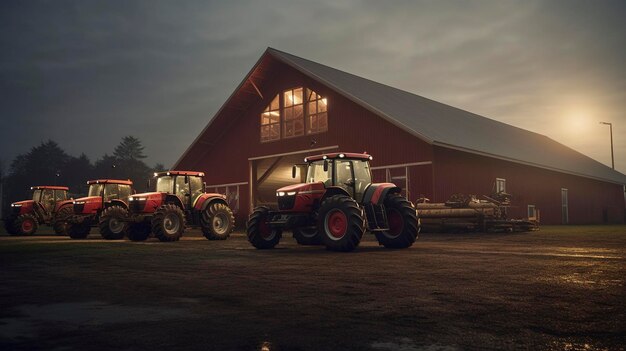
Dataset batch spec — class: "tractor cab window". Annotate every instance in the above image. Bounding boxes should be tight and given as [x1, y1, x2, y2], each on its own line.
[104, 184, 120, 202]
[306, 160, 332, 186]
[88, 184, 104, 197]
[156, 176, 174, 193]
[175, 176, 190, 201]
[189, 176, 204, 204]
[41, 189, 55, 212]
[54, 190, 67, 201]
[353, 160, 372, 202]
[32, 189, 42, 202]
[118, 185, 132, 201]
[335, 160, 354, 197]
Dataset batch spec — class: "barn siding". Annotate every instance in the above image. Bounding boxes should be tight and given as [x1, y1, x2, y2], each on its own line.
[432, 147, 626, 224]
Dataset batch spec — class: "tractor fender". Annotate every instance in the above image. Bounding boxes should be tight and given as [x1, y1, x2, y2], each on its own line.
[54, 200, 74, 212]
[320, 186, 351, 203]
[105, 199, 129, 210]
[198, 195, 228, 212]
[362, 183, 401, 205]
[164, 194, 185, 209]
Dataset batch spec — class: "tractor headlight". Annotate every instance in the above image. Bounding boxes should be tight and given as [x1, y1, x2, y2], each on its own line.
[73, 201, 85, 205]
[287, 191, 297, 196]
[130, 197, 146, 201]
[11, 203, 22, 207]
[276, 191, 285, 197]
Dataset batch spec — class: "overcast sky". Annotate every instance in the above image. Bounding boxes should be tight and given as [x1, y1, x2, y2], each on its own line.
[1, 0, 625, 173]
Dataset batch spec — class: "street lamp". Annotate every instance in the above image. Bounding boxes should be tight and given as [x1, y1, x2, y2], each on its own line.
[599, 122, 614, 169]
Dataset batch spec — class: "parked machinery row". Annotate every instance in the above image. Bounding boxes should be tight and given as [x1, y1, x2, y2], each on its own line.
[4, 171, 235, 242]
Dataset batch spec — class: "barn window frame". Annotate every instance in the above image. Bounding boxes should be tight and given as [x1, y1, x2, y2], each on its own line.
[259, 87, 328, 142]
[527, 205, 536, 219]
[495, 178, 506, 193]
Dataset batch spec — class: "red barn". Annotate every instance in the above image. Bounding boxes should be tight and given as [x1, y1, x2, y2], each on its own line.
[174, 48, 626, 225]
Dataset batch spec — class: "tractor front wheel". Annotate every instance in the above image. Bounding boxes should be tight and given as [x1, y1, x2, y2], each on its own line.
[98, 206, 129, 240]
[127, 223, 151, 241]
[13, 214, 38, 236]
[293, 227, 322, 245]
[68, 223, 91, 239]
[201, 202, 235, 240]
[317, 195, 365, 252]
[53, 206, 73, 236]
[247, 206, 281, 249]
[374, 194, 419, 249]
[152, 204, 185, 242]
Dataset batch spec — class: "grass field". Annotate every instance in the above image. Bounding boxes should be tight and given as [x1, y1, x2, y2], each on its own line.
[1, 224, 624, 350]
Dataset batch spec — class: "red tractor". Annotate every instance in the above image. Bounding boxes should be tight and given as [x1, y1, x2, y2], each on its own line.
[67, 179, 133, 240]
[4, 186, 74, 236]
[123, 171, 235, 242]
[247, 152, 419, 252]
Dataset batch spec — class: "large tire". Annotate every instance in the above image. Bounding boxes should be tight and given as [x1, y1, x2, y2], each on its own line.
[52, 206, 73, 236]
[152, 204, 185, 242]
[4, 218, 18, 235]
[317, 195, 365, 252]
[201, 202, 235, 240]
[68, 223, 91, 239]
[247, 206, 281, 249]
[374, 194, 419, 249]
[293, 227, 322, 245]
[98, 206, 129, 240]
[127, 222, 151, 241]
[13, 214, 38, 236]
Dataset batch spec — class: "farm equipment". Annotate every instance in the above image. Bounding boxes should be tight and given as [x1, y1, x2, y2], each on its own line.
[416, 193, 539, 232]
[67, 179, 133, 240]
[122, 171, 235, 242]
[246, 152, 419, 252]
[4, 186, 73, 236]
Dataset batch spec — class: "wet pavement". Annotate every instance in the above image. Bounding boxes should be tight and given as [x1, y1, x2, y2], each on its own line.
[0, 226, 624, 350]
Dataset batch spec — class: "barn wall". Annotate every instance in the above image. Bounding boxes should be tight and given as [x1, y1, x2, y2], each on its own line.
[182, 61, 434, 222]
[432, 146, 626, 224]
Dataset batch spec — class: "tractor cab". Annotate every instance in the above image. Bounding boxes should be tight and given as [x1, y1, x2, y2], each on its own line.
[30, 186, 69, 213]
[154, 171, 205, 209]
[302, 152, 373, 202]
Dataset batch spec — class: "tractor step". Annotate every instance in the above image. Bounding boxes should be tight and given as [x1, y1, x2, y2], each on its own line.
[364, 203, 389, 231]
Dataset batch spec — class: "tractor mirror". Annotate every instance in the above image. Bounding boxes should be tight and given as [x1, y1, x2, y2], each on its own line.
[292, 165, 297, 179]
[203, 182, 207, 192]
[323, 160, 329, 172]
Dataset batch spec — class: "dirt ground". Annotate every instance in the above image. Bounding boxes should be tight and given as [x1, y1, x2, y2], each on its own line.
[0, 224, 624, 351]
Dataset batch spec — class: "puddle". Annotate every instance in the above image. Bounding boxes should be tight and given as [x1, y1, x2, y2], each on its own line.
[371, 337, 459, 351]
[0, 301, 190, 340]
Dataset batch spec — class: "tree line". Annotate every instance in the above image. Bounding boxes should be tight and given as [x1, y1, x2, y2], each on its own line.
[1, 136, 165, 212]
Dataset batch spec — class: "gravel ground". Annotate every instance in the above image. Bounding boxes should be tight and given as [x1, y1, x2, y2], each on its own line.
[0, 225, 624, 350]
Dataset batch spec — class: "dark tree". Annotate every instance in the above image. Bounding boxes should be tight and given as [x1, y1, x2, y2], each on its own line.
[154, 163, 166, 172]
[113, 136, 146, 160]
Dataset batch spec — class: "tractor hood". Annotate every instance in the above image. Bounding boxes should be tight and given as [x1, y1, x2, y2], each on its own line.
[10, 200, 34, 215]
[276, 182, 325, 195]
[11, 200, 34, 207]
[128, 192, 166, 214]
[72, 196, 102, 214]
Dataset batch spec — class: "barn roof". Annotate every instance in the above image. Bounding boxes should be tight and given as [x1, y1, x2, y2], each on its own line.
[267, 48, 626, 185]
[175, 48, 626, 185]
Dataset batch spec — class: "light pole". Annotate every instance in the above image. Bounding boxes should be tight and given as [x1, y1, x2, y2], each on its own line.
[599, 122, 614, 169]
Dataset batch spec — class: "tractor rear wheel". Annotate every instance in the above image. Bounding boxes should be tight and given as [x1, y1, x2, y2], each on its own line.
[127, 223, 151, 241]
[68, 223, 91, 239]
[99, 206, 129, 240]
[201, 202, 235, 240]
[4, 218, 18, 235]
[152, 204, 185, 242]
[52, 206, 73, 236]
[374, 194, 419, 249]
[293, 227, 322, 245]
[13, 214, 38, 236]
[247, 206, 281, 249]
[317, 195, 365, 252]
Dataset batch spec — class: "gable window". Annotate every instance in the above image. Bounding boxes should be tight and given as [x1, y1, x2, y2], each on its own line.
[307, 90, 328, 134]
[261, 95, 280, 142]
[259, 87, 328, 142]
[283, 87, 304, 138]
[495, 178, 506, 193]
